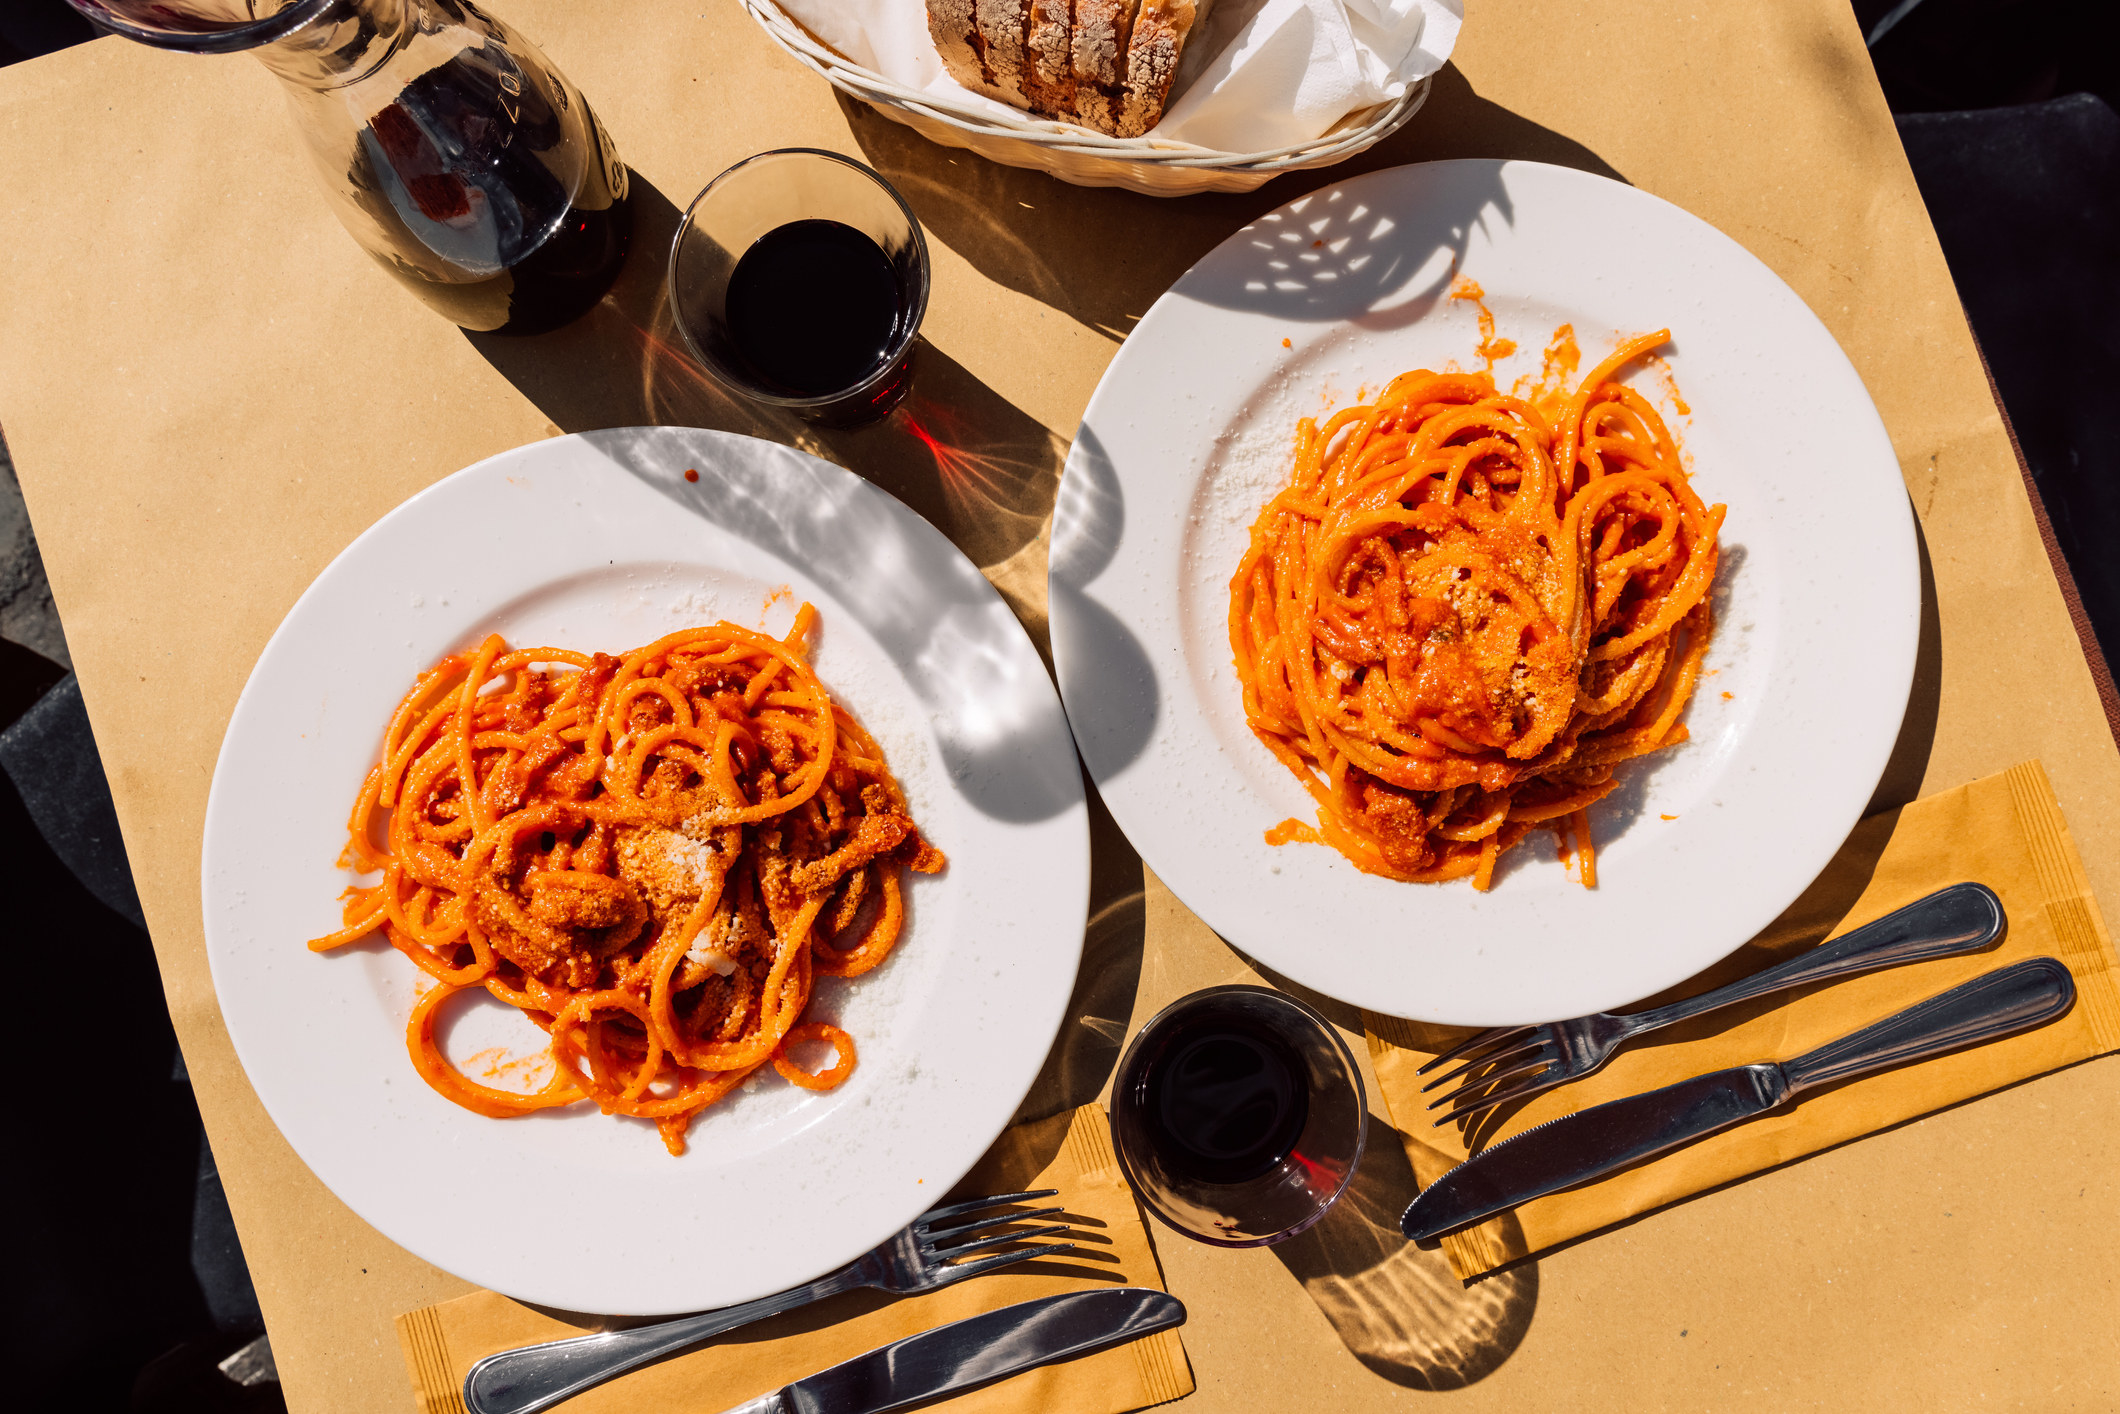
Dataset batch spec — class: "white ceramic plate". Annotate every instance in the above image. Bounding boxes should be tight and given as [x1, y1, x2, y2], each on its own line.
[203, 429, 1088, 1314]
[1051, 160, 1917, 1026]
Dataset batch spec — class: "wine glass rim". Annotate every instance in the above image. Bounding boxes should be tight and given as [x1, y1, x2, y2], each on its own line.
[68, 0, 339, 54]
[1111, 983, 1370, 1249]
[1133, 982, 1344, 1034]
[665, 147, 932, 412]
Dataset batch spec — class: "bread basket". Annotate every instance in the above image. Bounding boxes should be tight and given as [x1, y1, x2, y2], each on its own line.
[744, 1, 1432, 197]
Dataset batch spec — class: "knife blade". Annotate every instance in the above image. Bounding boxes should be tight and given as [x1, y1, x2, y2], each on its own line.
[716, 1287, 1186, 1414]
[1401, 956, 2076, 1241]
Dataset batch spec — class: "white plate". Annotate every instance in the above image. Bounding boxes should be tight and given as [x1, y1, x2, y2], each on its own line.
[203, 429, 1087, 1315]
[1051, 160, 1917, 1025]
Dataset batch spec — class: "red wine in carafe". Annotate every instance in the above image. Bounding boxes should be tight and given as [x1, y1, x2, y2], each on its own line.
[1142, 1016, 1310, 1184]
[724, 219, 904, 396]
[350, 38, 632, 335]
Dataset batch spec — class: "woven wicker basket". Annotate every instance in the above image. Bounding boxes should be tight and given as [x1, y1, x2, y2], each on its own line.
[745, 1, 1432, 197]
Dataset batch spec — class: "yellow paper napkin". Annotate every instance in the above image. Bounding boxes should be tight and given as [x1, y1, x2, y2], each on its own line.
[1366, 760, 2120, 1280]
[394, 1104, 1191, 1413]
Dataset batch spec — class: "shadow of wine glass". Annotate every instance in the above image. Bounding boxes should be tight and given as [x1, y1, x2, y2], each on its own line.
[1049, 424, 1160, 779]
[1271, 1115, 1539, 1389]
[461, 174, 1071, 588]
[1011, 765, 1157, 1122]
[563, 421, 1081, 826]
[1013, 892, 1146, 1122]
[1217, 959, 1536, 1384]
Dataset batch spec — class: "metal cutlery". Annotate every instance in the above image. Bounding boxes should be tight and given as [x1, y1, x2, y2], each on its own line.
[1417, 881, 2006, 1125]
[715, 1286, 1186, 1414]
[463, 1189, 1079, 1414]
[1401, 955, 2074, 1240]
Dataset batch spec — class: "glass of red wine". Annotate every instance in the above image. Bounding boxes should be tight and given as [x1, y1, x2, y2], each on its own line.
[668, 149, 930, 427]
[1111, 985, 1368, 1247]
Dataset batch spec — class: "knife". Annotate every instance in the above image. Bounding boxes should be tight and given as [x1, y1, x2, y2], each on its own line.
[716, 1287, 1186, 1414]
[1401, 956, 2075, 1241]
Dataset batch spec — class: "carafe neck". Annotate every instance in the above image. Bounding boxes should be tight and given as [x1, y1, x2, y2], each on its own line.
[251, 0, 415, 91]
[68, 0, 416, 81]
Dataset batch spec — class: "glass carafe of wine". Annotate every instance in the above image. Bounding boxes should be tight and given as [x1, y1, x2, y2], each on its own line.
[70, 0, 633, 334]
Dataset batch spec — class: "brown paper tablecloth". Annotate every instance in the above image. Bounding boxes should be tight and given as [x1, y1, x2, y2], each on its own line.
[4, 0, 2120, 1409]
[1368, 761, 2120, 1279]
[396, 1106, 1190, 1414]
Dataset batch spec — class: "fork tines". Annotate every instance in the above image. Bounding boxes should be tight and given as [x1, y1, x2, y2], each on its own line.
[915, 1189, 1076, 1270]
[916, 1188, 1060, 1225]
[1415, 1025, 1538, 1077]
[1417, 1026, 1561, 1126]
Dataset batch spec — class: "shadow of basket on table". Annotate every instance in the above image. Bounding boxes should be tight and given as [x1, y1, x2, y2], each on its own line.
[837, 63, 1631, 347]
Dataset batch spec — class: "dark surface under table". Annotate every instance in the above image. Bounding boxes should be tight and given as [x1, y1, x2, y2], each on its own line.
[0, 667, 280, 1411]
[1896, 93, 2120, 677]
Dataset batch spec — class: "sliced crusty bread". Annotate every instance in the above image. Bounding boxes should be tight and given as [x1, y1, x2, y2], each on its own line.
[1069, 0, 1142, 136]
[1115, 0, 1212, 138]
[927, 0, 1029, 106]
[1023, 0, 1076, 118]
[931, 0, 1208, 138]
[926, 0, 989, 96]
[975, 0, 1034, 107]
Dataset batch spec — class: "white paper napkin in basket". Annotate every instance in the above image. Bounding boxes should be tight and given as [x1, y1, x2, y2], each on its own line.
[775, 0, 1462, 152]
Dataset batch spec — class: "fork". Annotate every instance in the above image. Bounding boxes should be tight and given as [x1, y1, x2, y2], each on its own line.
[1416, 881, 2005, 1126]
[461, 1189, 1079, 1414]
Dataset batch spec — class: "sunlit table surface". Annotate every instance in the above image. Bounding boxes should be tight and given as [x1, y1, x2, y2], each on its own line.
[3, 1, 2118, 1409]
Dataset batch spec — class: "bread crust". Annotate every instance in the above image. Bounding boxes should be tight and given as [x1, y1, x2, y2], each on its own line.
[975, 0, 1033, 107]
[1115, 0, 1200, 138]
[1069, 0, 1141, 135]
[1023, 0, 1076, 118]
[928, 0, 998, 98]
[934, 0, 1208, 138]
